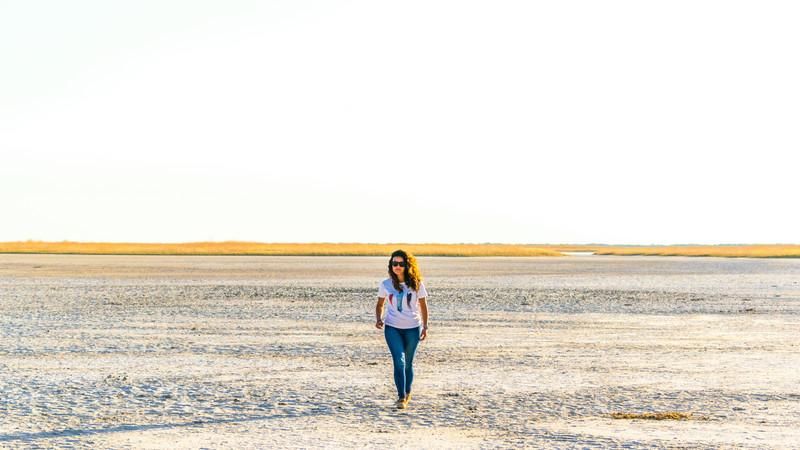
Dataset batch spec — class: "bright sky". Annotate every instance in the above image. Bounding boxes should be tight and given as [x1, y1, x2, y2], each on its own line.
[2, 1, 798, 245]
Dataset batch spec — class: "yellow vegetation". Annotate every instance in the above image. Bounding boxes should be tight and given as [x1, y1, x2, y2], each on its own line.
[585, 245, 800, 258]
[0, 241, 563, 257]
[522, 244, 800, 258]
[2, 242, 797, 258]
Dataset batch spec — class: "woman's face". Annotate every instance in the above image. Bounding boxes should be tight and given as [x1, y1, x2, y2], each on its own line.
[391, 256, 406, 276]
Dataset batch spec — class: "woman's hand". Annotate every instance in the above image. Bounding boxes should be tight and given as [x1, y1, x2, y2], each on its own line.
[375, 319, 384, 329]
[420, 326, 428, 341]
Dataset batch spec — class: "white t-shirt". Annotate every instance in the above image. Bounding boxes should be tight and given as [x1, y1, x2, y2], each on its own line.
[378, 278, 428, 329]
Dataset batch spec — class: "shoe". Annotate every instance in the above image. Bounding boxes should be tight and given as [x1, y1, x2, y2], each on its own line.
[404, 392, 412, 405]
[395, 398, 407, 409]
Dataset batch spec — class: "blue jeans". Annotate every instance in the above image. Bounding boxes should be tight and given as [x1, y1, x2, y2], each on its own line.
[384, 324, 421, 400]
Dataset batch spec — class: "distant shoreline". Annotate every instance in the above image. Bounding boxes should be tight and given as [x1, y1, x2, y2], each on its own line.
[1, 242, 799, 258]
[0, 242, 562, 257]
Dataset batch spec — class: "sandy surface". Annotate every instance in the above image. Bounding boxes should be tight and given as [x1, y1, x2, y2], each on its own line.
[1, 254, 799, 449]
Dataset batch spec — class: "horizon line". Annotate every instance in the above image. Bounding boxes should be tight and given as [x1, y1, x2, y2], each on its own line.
[3, 240, 799, 247]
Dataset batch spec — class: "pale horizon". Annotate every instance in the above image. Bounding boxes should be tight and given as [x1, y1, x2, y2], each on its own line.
[2, 239, 798, 247]
[2, 1, 798, 245]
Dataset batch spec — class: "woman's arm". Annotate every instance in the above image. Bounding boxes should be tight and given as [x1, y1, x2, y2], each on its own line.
[375, 297, 385, 328]
[419, 297, 428, 340]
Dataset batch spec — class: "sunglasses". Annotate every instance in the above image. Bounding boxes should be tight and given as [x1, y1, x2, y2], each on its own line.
[391, 261, 406, 267]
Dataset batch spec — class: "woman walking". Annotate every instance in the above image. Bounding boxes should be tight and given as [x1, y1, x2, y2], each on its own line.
[375, 249, 429, 409]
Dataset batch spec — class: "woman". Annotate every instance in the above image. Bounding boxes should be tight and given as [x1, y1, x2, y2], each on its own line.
[375, 249, 429, 409]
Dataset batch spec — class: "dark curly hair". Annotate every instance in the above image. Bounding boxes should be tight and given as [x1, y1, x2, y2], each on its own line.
[388, 250, 423, 302]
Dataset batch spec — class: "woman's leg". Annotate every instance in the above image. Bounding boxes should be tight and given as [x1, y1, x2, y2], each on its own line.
[384, 325, 407, 399]
[401, 326, 421, 397]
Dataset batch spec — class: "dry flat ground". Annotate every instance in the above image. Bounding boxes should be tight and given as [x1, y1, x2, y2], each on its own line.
[1, 254, 799, 449]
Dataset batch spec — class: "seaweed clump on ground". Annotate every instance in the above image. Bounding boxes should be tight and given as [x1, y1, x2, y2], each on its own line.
[609, 411, 702, 420]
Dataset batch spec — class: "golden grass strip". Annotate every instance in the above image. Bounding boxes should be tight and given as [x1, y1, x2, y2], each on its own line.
[522, 244, 800, 258]
[3, 242, 798, 257]
[588, 245, 800, 258]
[0, 241, 563, 257]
